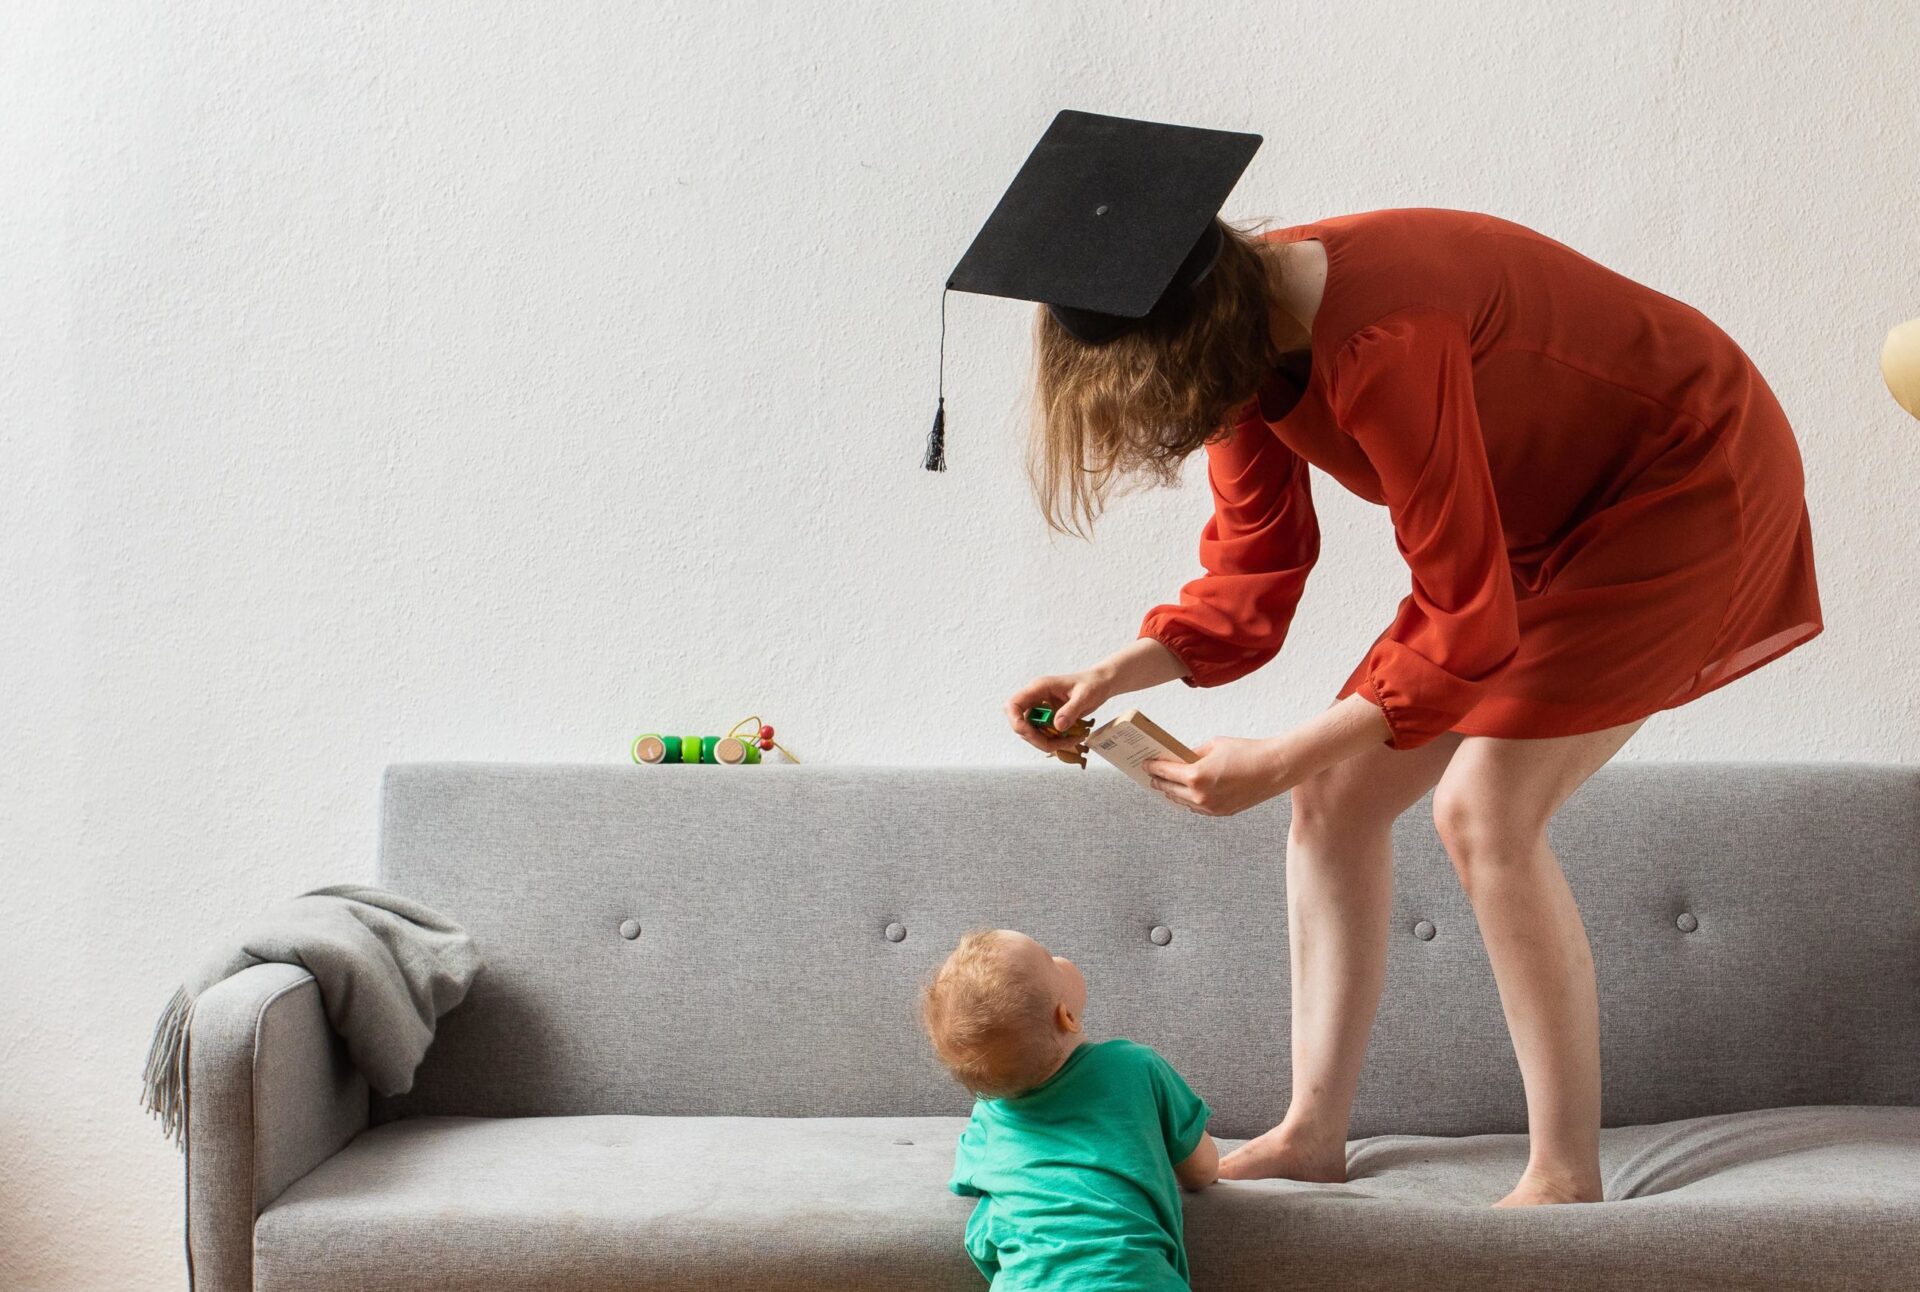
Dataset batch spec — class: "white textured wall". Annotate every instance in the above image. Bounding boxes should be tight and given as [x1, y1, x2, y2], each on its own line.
[4, 2, 1916, 1285]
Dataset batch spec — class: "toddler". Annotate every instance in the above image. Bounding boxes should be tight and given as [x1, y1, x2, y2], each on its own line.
[922, 929, 1219, 1290]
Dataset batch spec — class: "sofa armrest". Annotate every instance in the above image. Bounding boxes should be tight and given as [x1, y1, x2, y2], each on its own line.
[185, 963, 369, 1291]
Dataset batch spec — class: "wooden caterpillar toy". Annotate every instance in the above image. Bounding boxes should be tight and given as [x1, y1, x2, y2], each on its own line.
[632, 718, 792, 766]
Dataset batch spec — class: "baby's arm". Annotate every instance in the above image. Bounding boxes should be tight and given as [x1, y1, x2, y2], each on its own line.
[1174, 1131, 1220, 1191]
[1138, 1042, 1218, 1191]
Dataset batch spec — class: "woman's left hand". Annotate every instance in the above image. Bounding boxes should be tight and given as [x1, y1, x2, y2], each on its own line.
[1143, 736, 1295, 817]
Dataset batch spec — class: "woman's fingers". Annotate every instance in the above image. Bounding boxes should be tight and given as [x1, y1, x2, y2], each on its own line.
[1147, 753, 1220, 814]
[1148, 737, 1289, 818]
[1006, 677, 1094, 753]
[1141, 756, 1199, 785]
[1005, 669, 1123, 761]
[1016, 721, 1071, 753]
[1006, 697, 1049, 743]
[1052, 684, 1099, 731]
[1151, 780, 1211, 813]
[1146, 766, 1198, 796]
[1006, 680, 1061, 735]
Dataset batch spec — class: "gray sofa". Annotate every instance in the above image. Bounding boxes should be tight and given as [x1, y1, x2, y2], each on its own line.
[183, 762, 1920, 1290]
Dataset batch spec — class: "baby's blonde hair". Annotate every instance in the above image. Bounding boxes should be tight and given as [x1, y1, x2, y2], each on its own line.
[921, 930, 1061, 1098]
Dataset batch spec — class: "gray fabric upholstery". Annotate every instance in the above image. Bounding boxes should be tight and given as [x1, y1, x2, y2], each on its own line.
[184, 963, 368, 1292]
[374, 762, 1920, 1138]
[253, 1107, 1920, 1291]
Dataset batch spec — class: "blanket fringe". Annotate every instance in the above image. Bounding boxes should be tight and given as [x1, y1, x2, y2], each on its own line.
[141, 986, 194, 1148]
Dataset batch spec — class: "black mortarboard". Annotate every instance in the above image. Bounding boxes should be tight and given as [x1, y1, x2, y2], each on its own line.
[924, 110, 1263, 471]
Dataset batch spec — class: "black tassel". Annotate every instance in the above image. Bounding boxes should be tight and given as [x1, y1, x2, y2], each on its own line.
[924, 285, 949, 472]
[923, 398, 947, 472]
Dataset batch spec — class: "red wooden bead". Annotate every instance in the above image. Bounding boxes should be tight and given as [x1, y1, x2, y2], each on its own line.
[758, 725, 774, 740]
[758, 738, 774, 751]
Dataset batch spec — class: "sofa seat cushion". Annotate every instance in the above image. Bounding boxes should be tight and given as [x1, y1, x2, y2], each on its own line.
[254, 1107, 1920, 1292]
[1211, 1105, 1920, 1291]
[256, 1114, 981, 1292]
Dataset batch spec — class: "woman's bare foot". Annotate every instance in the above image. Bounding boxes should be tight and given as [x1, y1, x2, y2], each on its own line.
[1493, 1166, 1602, 1207]
[1218, 1122, 1348, 1183]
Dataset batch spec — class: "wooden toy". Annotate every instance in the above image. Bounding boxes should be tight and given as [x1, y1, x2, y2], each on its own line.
[714, 736, 761, 765]
[1025, 705, 1095, 768]
[632, 716, 797, 766]
[632, 734, 683, 764]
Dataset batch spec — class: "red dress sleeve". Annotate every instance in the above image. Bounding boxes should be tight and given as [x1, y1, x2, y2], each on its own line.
[1138, 407, 1320, 688]
[1329, 307, 1520, 749]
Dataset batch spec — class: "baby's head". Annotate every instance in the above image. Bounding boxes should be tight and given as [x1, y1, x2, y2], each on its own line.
[921, 929, 1088, 1098]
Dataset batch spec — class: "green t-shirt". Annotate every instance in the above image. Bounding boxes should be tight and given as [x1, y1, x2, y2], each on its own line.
[947, 1038, 1213, 1291]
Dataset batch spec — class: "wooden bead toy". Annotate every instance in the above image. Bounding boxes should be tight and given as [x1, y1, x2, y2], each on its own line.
[631, 716, 798, 766]
[714, 736, 762, 765]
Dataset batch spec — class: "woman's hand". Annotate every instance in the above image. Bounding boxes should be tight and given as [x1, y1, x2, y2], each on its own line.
[1143, 736, 1296, 816]
[1005, 668, 1116, 756]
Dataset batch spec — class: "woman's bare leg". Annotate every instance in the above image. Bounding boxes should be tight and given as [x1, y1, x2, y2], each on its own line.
[1219, 727, 1463, 1181]
[1430, 719, 1646, 1206]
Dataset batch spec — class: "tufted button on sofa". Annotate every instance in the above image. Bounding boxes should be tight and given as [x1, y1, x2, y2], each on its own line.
[185, 763, 1920, 1290]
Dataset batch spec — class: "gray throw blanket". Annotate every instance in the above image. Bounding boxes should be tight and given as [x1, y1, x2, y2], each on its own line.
[141, 884, 482, 1146]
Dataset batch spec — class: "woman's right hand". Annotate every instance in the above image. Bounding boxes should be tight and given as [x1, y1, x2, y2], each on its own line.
[1005, 668, 1116, 756]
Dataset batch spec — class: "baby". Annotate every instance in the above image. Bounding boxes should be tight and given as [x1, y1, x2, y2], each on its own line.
[922, 929, 1219, 1290]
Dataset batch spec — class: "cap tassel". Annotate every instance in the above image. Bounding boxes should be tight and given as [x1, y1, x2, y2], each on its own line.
[923, 398, 947, 472]
[924, 286, 949, 472]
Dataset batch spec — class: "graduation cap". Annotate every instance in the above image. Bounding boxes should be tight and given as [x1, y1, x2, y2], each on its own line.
[925, 110, 1263, 471]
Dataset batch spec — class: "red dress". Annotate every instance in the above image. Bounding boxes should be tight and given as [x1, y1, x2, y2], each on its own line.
[1139, 209, 1822, 750]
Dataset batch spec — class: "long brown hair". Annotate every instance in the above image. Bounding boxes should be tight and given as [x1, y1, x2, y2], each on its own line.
[1029, 217, 1278, 536]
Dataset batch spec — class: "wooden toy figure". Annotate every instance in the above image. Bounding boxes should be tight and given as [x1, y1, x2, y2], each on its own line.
[1026, 705, 1094, 768]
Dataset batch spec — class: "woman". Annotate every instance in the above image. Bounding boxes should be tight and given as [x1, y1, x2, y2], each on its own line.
[1005, 206, 1822, 1207]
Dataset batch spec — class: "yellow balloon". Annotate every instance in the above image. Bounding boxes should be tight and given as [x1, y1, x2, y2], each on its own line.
[1883, 318, 1920, 420]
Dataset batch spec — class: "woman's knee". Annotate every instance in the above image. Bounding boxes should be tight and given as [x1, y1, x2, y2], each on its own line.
[1290, 765, 1402, 845]
[1431, 779, 1550, 886]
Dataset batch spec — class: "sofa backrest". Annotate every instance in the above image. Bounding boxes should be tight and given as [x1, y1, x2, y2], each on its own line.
[373, 762, 1919, 1138]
